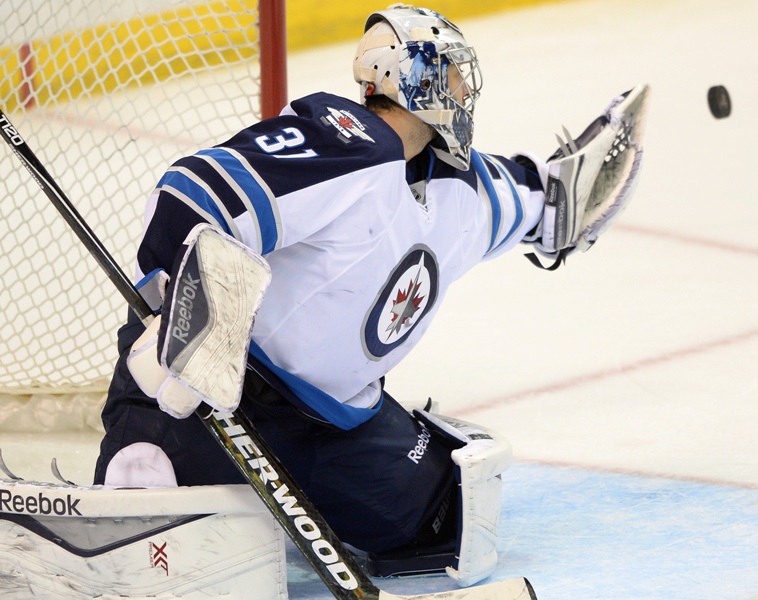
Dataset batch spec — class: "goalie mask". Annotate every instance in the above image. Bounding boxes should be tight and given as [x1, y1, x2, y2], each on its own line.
[353, 4, 482, 170]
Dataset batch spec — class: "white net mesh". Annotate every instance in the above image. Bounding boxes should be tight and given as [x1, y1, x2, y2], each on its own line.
[0, 0, 264, 401]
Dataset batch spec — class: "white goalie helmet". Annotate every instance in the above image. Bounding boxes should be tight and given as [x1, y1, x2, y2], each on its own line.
[353, 4, 482, 170]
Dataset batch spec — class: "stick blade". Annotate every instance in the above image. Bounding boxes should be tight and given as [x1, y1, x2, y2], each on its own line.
[378, 577, 538, 600]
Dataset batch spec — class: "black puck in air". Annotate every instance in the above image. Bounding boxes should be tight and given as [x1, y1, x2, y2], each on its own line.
[707, 85, 731, 119]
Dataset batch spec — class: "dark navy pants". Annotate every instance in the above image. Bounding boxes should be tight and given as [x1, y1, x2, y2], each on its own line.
[94, 321, 459, 552]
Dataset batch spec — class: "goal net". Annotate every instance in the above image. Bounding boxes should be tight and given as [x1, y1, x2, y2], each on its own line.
[0, 0, 286, 430]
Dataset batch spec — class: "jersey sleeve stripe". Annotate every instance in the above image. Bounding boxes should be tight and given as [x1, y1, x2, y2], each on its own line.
[470, 149, 502, 253]
[193, 151, 264, 252]
[199, 147, 283, 254]
[157, 184, 224, 229]
[482, 154, 525, 255]
[157, 166, 240, 238]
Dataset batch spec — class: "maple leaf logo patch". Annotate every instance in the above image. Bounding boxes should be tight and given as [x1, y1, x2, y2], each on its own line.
[321, 107, 375, 144]
[386, 276, 425, 338]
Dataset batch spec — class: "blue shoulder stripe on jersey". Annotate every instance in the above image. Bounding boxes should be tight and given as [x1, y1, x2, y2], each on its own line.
[482, 154, 525, 254]
[248, 341, 382, 430]
[179, 155, 248, 218]
[196, 148, 280, 254]
[156, 168, 232, 235]
[470, 149, 502, 253]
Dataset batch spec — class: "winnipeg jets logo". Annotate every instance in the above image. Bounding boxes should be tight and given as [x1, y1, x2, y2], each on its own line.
[362, 245, 439, 360]
[321, 107, 375, 143]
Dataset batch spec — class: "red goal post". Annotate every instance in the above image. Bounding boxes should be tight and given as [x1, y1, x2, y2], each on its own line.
[0, 0, 287, 415]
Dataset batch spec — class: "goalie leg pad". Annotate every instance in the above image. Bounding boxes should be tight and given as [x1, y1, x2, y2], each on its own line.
[413, 410, 513, 587]
[0, 481, 288, 599]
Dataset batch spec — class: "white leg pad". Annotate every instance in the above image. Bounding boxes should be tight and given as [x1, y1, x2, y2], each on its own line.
[414, 410, 512, 588]
[0, 481, 288, 599]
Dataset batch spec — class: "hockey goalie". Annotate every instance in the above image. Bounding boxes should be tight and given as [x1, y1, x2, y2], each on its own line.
[0, 3, 649, 599]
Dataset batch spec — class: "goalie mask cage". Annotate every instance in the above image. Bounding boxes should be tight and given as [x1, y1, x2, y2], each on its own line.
[0, 0, 286, 414]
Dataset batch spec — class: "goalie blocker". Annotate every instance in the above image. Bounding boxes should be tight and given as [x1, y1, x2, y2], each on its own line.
[128, 223, 271, 419]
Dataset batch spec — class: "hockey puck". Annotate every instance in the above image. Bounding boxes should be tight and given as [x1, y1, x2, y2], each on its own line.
[707, 85, 731, 119]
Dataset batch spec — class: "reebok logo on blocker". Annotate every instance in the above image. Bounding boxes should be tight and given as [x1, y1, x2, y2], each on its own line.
[171, 271, 201, 345]
[163, 242, 211, 370]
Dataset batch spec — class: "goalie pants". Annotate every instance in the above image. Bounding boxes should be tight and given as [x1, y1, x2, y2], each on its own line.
[95, 326, 459, 553]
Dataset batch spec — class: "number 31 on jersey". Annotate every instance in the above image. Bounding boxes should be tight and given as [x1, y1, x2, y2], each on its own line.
[254, 127, 317, 158]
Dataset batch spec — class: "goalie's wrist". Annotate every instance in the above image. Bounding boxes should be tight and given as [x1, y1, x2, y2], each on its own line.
[510, 151, 548, 191]
[520, 221, 541, 246]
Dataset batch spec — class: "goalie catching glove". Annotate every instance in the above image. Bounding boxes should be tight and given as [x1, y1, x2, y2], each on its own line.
[127, 224, 271, 418]
[523, 83, 651, 269]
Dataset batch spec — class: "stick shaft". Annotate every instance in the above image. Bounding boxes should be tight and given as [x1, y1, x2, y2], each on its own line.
[200, 406, 381, 598]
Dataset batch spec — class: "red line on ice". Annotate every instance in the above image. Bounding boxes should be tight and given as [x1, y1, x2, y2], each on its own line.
[454, 327, 758, 416]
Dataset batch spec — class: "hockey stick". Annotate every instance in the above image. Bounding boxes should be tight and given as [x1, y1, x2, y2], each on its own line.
[0, 107, 537, 600]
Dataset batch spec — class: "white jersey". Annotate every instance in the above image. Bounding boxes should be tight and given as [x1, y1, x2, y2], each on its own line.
[135, 92, 544, 428]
